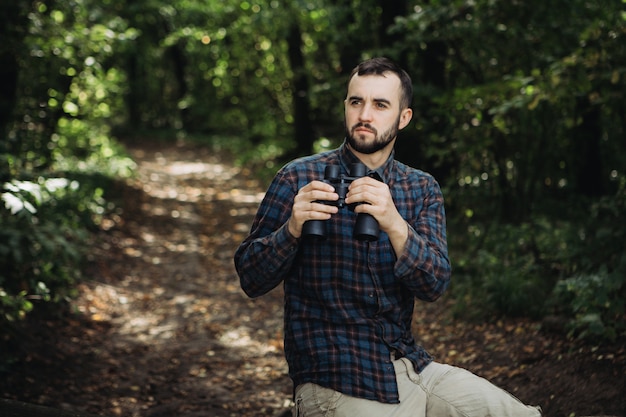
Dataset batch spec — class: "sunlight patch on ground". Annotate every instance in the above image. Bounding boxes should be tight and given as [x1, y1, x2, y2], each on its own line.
[219, 326, 280, 355]
[135, 158, 265, 207]
[167, 161, 230, 178]
[219, 188, 265, 204]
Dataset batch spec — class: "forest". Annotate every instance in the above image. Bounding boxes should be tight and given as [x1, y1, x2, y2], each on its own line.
[0, 0, 625, 415]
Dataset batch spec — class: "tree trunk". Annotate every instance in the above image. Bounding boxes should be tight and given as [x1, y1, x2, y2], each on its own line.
[286, 21, 315, 156]
[575, 95, 604, 197]
[0, 2, 29, 182]
[167, 41, 189, 128]
[379, 0, 408, 51]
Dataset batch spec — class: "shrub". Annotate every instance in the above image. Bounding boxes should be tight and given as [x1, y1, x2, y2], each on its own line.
[0, 178, 88, 322]
[450, 221, 557, 320]
[554, 267, 626, 341]
[450, 180, 626, 341]
[0, 132, 135, 325]
[551, 186, 626, 341]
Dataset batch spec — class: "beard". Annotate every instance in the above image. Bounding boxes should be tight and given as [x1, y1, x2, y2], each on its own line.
[345, 115, 401, 154]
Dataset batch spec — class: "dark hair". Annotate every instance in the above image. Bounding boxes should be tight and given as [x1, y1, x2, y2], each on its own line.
[349, 57, 413, 109]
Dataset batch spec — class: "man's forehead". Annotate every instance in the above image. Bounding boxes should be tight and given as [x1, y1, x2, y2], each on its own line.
[347, 73, 401, 100]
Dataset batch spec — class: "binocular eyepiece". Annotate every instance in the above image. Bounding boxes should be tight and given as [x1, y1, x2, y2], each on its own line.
[302, 163, 380, 241]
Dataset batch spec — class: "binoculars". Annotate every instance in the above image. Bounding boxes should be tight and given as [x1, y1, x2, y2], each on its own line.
[302, 162, 380, 241]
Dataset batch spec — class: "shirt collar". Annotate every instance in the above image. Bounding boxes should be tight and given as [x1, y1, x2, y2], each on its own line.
[339, 140, 394, 183]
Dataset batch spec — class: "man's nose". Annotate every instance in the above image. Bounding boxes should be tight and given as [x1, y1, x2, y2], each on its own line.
[359, 103, 373, 121]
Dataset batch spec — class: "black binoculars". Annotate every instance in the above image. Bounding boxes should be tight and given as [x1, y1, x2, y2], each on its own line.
[302, 162, 380, 241]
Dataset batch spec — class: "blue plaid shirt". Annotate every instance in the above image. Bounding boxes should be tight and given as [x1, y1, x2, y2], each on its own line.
[234, 142, 451, 403]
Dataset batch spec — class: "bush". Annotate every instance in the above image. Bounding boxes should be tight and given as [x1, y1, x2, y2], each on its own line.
[0, 178, 88, 322]
[0, 134, 135, 325]
[551, 187, 626, 341]
[554, 267, 626, 341]
[450, 181, 626, 341]
[450, 221, 557, 320]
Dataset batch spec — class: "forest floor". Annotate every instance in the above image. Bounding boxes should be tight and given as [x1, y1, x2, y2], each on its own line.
[1, 139, 624, 417]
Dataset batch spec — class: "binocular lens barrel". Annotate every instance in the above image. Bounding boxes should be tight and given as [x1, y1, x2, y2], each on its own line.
[302, 162, 380, 241]
[353, 213, 379, 241]
[301, 219, 326, 239]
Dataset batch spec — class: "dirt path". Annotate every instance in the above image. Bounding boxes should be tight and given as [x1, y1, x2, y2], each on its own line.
[80, 141, 292, 417]
[3, 141, 292, 417]
[2, 140, 624, 417]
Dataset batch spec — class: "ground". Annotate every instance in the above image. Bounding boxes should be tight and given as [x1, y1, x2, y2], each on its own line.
[1, 140, 624, 417]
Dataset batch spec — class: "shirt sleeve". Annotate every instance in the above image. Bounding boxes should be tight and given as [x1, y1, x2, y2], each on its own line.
[234, 168, 300, 298]
[394, 175, 451, 301]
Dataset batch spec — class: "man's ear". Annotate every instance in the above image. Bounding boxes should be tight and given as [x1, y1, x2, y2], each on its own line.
[399, 108, 413, 130]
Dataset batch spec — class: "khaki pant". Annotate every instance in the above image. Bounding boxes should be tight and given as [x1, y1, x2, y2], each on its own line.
[294, 359, 542, 417]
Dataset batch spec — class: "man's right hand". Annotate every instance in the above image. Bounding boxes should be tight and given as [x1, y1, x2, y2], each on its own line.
[287, 181, 339, 238]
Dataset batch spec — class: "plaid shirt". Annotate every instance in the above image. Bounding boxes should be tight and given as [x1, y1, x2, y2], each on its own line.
[234, 143, 451, 403]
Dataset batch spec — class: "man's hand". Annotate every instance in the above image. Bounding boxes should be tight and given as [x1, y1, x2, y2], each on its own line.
[345, 177, 408, 255]
[288, 181, 339, 238]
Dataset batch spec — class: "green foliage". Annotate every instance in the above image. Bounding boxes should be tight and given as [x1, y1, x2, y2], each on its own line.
[0, 161, 132, 325]
[1, 178, 87, 322]
[554, 268, 625, 341]
[451, 180, 626, 340]
[0, 0, 136, 326]
[451, 221, 557, 320]
[53, 119, 136, 179]
[552, 183, 626, 341]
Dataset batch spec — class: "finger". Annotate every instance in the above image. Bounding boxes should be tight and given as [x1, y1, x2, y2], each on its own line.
[300, 180, 337, 197]
[349, 177, 387, 194]
[346, 185, 383, 206]
[307, 202, 338, 218]
[350, 176, 381, 188]
[307, 180, 336, 193]
[293, 198, 338, 219]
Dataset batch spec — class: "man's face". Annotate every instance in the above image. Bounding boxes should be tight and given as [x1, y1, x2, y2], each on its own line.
[344, 72, 411, 155]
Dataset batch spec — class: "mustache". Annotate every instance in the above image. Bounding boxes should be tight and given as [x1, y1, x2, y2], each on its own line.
[351, 122, 377, 134]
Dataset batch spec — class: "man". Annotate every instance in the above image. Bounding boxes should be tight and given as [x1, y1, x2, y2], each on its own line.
[234, 57, 541, 417]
